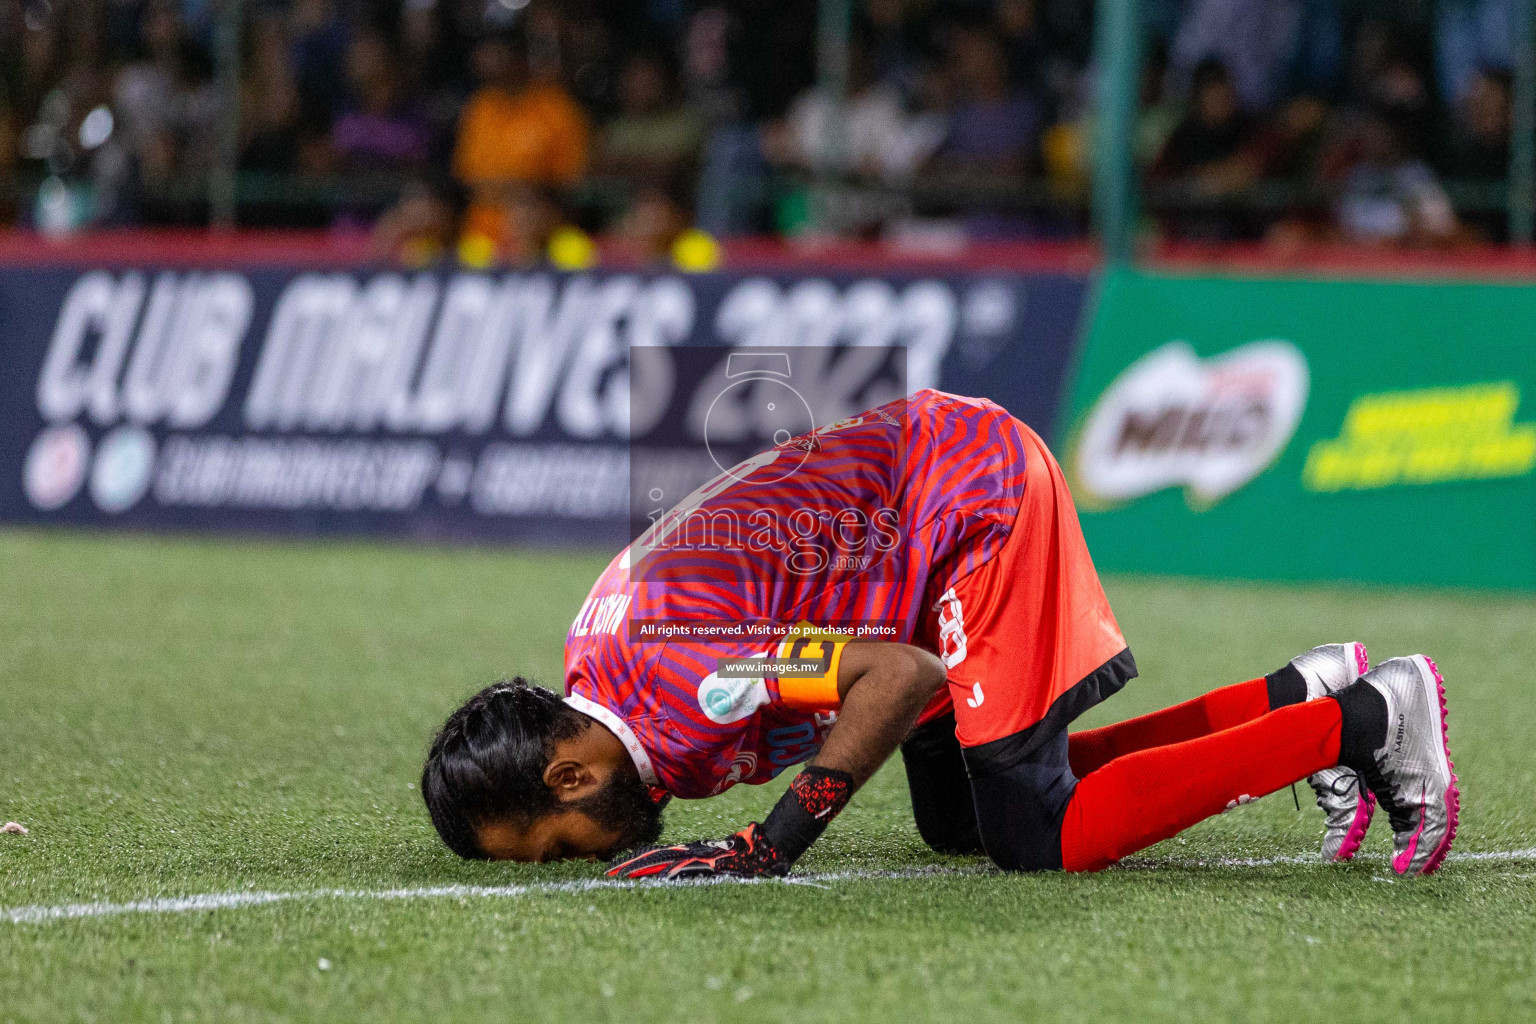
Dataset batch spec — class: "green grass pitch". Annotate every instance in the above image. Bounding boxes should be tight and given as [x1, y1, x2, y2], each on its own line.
[2, 528, 1535, 1022]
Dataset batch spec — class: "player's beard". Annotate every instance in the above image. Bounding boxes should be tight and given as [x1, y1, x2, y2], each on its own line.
[571, 769, 665, 858]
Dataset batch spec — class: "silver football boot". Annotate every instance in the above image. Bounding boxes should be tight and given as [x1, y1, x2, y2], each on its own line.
[1352, 655, 1460, 877]
[1289, 642, 1374, 861]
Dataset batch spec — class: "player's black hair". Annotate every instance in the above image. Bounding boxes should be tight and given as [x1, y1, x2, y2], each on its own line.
[421, 678, 588, 860]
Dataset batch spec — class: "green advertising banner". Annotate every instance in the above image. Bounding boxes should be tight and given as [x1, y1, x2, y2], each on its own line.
[1059, 269, 1536, 589]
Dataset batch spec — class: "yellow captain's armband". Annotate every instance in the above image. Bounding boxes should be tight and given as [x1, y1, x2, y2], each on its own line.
[772, 624, 849, 710]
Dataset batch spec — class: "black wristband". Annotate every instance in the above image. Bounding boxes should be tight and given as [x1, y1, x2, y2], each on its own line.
[760, 766, 855, 865]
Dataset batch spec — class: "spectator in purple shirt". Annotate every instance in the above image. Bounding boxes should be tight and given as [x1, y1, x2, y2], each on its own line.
[927, 24, 1041, 176]
[329, 28, 434, 226]
[331, 30, 433, 177]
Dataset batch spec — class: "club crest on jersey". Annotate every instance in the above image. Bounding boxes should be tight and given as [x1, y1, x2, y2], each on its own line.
[711, 750, 760, 794]
[696, 671, 771, 724]
[1072, 340, 1309, 508]
[817, 416, 864, 434]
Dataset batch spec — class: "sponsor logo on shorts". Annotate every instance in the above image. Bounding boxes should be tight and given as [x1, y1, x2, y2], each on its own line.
[1073, 340, 1309, 507]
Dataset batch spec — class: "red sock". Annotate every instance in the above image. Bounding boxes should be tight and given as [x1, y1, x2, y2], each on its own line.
[1059, 698, 1342, 872]
[1067, 678, 1271, 777]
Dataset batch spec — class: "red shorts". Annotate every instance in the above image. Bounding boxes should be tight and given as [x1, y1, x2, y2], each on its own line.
[913, 424, 1135, 774]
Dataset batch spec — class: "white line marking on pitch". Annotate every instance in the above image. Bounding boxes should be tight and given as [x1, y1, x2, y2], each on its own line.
[1, 866, 984, 925]
[7, 850, 1536, 925]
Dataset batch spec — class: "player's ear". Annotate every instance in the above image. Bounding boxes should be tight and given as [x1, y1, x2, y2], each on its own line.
[543, 755, 595, 799]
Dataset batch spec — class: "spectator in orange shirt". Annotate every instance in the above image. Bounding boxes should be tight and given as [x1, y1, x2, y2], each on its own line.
[452, 29, 589, 257]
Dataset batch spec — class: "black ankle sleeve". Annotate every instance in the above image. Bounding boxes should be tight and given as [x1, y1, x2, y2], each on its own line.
[1265, 664, 1308, 710]
[1332, 681, 1388, 769]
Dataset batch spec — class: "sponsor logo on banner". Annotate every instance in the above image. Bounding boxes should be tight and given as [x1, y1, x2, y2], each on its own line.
[1303, 382, 1536, 492]
[89, 425, 157, 513]
[23, 424, 90, 510]
[18, 271, 971, 522]
[1072, 340, 1310, 507]
[1, 263, 1092, 541]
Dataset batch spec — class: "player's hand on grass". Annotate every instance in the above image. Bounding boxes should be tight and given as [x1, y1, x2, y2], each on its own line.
[605, 822, 789, 880]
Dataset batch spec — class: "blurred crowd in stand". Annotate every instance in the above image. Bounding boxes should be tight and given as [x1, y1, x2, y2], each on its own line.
[0, 0, 1523, 265]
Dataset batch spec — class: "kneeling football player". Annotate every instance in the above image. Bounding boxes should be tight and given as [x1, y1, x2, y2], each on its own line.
[421, 390, 1459, 878]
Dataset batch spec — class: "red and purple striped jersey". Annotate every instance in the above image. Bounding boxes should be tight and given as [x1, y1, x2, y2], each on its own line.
[564, 389, 1028, 799]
